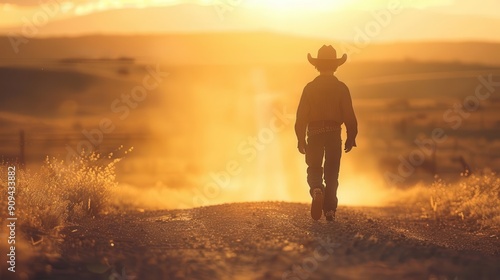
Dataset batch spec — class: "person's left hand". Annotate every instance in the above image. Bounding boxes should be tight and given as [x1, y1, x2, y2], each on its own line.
[298, 141, 307, 154]
[344, 138, 356, 153]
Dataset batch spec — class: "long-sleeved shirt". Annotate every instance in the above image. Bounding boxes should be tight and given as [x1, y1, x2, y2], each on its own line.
[295, 75, 358, 144]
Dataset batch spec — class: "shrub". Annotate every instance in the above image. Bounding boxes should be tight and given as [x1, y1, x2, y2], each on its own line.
[46, 152, 121, 220]
[0, 147, 130, 239]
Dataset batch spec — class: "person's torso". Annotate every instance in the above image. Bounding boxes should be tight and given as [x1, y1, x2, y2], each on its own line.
[305, 75, 344, 123]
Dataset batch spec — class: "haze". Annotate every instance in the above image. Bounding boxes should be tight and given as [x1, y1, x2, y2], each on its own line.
[1, 0, 500, 41]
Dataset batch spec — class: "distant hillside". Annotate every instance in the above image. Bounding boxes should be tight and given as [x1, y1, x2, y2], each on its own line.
[1, 32, 500, 66]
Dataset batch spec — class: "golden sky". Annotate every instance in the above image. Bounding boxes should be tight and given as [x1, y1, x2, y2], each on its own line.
[1, 0, 500, 41]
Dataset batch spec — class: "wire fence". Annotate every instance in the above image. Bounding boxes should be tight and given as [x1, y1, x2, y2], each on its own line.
[0, 130, 152, 168]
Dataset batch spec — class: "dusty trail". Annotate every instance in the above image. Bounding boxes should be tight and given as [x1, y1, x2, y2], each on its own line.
[32, 202, 500, 280]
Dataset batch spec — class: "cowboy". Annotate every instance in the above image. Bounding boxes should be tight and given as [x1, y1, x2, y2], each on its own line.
[295, 45, 358, 221]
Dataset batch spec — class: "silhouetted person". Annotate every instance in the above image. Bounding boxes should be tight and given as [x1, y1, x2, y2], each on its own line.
[295, 45, 358, 221]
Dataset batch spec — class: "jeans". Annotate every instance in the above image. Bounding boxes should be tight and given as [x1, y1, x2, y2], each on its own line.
[305, 130, 342, 212]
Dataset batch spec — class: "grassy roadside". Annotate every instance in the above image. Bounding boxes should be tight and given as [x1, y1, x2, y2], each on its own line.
[0, 148, 130, 276]
[396, 171, 500, 231]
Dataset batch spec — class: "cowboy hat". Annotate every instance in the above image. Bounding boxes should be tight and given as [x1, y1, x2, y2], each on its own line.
[307, 45, 347, 67]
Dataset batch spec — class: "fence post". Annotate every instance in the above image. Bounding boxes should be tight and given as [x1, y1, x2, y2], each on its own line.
[19, 130, 25, 169]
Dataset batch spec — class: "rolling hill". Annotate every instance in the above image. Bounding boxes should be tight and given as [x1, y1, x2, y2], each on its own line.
[1, 32, 500, 66]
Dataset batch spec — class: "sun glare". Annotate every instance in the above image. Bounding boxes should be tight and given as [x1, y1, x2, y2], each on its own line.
[244, 0, 350, 11]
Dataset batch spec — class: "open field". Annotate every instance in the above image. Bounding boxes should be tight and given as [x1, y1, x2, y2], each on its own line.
[1, 59, 499, 191]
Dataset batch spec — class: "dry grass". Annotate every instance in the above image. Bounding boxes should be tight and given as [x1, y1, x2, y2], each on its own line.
[387, 170, 499, 231]
[20, 152, 122, 232]
[0, 147, 131, 267]
[386, 171, 500, 233]
[428, 171, 500, 229]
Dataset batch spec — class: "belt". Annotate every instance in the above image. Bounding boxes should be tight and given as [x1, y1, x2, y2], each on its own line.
[307, 120, 341, 136]
[308, 120, 341, 128]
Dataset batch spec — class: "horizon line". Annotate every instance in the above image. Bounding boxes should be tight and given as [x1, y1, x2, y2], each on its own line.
[1, 30, 500, 45]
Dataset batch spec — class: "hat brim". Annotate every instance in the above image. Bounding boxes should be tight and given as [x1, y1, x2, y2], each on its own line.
[307, 53, 347, 67]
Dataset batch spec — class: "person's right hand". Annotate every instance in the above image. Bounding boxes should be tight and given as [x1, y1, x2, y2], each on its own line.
[298, 141, 307, 154]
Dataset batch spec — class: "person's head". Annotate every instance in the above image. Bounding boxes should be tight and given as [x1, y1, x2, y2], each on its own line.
[307, 45, 347, 74]
[313, 61, 339, 73]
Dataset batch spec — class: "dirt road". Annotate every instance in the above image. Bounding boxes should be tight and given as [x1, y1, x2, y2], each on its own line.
[31, 202, 500, 280]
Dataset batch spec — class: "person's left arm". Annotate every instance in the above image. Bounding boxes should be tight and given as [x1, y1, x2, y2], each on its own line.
[295, 86, 310, 154]
[340, 83, 358, 153]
